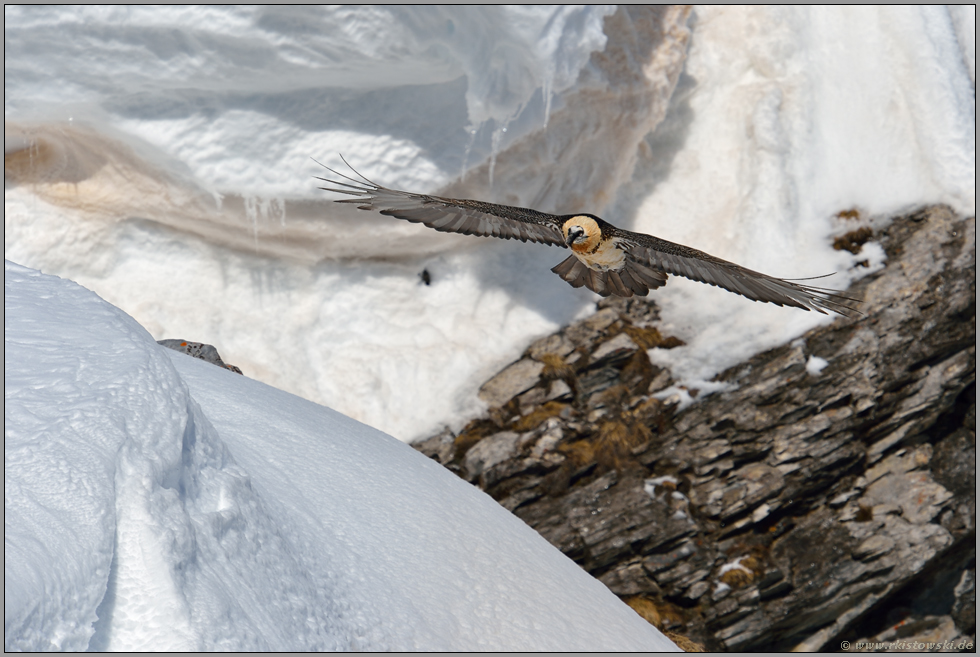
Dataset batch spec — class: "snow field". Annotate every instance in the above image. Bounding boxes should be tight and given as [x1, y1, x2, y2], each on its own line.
[4, 261, 678, 651]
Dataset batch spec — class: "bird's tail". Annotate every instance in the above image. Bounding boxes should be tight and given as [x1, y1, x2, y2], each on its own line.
[551, 256, 667, 297]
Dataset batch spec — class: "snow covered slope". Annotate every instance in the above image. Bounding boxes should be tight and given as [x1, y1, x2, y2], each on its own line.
[4, 260, 677, 652]
[4, 6, 976, 441]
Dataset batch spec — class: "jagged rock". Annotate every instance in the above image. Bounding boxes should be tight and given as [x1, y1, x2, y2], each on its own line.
[413, 427, 456, 465]
[478, 359, 545, 408]
[591, 332, 640, 363]
[951, 569, 975, 636]
[157, 339, 243, 374]
[528, 333, 576, 360]
[852, 535, 895, 562]
[414, 206, 975, 651]
[600, 560, 662, 597]
[861, 450, 953, 525]
[463, 431, 520, 480]
[565, 307, 620, 347]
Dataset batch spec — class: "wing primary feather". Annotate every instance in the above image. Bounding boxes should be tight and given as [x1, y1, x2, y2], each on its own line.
[312, 157, 380, 189]
[619, 231, 860, 316]
[318, 156, 567, 248]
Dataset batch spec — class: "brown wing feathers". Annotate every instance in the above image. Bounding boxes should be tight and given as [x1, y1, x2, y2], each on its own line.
[618, 231, 859, 317]
[317, 164, 566, 247]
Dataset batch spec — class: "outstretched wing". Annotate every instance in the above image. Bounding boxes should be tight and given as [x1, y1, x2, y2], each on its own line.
[317, 161, 567, 247]
[614, 228, 861, 317]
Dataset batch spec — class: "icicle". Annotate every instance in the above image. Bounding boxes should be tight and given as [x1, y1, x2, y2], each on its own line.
[273, 197, 286, 227]
[542, 77, 553, 130]
[488, 122, 504, 189]
[243, 195, 259, 249]
[460, 126, 478, 182]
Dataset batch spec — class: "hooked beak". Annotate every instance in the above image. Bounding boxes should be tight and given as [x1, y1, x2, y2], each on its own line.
[565, 226, 584, 246]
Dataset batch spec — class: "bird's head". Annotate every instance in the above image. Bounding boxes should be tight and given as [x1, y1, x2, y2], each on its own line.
[565, 224, 585, 245]
[562, 215, 601, 253]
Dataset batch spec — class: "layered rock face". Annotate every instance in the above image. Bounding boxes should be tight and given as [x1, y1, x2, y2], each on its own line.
[415, 206, 975, 651]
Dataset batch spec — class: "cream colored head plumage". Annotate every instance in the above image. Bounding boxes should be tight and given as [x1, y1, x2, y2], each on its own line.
[562, 215, 602, 254]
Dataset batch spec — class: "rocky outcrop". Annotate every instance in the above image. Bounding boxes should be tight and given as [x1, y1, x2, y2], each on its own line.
[157, 339, 243, 374]
[415, 206, 975, 651]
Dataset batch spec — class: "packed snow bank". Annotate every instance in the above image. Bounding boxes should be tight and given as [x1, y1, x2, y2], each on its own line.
[4, 6, 975, 442]
[4, 260, 677, 652]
